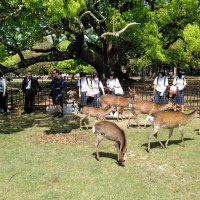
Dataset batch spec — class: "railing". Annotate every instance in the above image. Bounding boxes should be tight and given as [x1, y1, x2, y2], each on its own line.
[7, 89, 200, 110]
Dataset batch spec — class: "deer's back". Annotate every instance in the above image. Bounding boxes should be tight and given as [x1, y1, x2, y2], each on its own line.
[152, 111, 189, 128]
[95, 121, 126, 142]
[132, 101, 156, 114]
[100, 94, 128, 107]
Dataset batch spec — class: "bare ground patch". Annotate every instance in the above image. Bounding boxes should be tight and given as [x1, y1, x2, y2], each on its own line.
[35, 132, 89, 145]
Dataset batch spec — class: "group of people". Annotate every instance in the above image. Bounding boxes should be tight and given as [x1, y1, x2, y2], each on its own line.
[153, 70, 187, 112]
[0, 69, 187, 117]
[77, 71, 124, 108]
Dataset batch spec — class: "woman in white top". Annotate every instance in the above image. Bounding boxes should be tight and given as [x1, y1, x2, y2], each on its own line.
[77, 72, 91, 107]
[89, 74, 105, 107]
[153, 71, 169, 104]
[0, 72, 8, 114]
[106, 72, 124, 95]
[173, 71, 187, 112]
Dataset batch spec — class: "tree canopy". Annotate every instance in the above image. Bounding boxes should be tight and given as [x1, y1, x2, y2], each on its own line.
[0, 0, 200, 77]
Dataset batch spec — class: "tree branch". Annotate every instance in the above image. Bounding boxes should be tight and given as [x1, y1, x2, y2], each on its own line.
[100, 22, 141, 39]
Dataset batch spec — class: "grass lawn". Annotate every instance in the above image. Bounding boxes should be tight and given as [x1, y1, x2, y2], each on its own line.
[0, 111, 200, 200]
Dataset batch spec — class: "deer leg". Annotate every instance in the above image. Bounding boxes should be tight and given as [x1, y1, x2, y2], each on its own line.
[165, 128, 173, 147]
[154, 132, 165, 149]
[144, 115, 152, 129]
[179, 126, 185, 147]
[148, 128, 164, 152]
[80, 115, 88, 130]
[127, 112, 133, 128]
[114, 142, 120, 160]
[95, 135, 103, 161]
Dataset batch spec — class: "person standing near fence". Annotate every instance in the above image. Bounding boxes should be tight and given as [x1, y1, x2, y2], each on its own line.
[89, 73, 105, 107]
[0, 72, 8, 115]
[106, 72, 124, 95]
[172, 71, 187, 112]
[50, 69, 66, 118]
[77, 72, 91, 108]
[21, 71, 41, 114]
[153, 71, 169, 104]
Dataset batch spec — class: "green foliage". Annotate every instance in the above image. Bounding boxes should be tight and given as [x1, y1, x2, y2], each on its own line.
[22, 0, 86, 21]
[57, 59, 96, 74]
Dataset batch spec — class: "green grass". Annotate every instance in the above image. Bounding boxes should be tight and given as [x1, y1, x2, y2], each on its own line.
[0, 112, 200, 200]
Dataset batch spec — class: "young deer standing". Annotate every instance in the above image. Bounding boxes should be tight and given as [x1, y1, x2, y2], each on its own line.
[99, 87, 136, 121]
[93, 121, 127, 166]
[127, 101, 173, 128]
[147, 110, 200, 152]
[79, 106, 115, 130]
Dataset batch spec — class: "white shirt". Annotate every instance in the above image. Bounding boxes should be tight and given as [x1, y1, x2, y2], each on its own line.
[0, 78, 6, 93]
[26, 79, 31, 89]
[107, 78, 121, 91]
[173, 76, 187, 90]
[153, 76, 168, 93]
[77, 77, 91, 92]
[91, 79, 104, 94]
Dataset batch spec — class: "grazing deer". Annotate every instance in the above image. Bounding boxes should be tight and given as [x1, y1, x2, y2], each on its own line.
[93, 121, 127, 166]
[127, 101, 173, 128]
[79, 106, 116, 130]
[99, 87, 137, 121]
[147, 110, 200, 152]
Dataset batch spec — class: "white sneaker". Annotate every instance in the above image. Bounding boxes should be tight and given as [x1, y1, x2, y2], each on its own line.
[110, 112, 114, 116]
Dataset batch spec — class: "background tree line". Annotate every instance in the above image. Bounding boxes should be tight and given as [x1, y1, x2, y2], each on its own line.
[0, 0, 200, 79]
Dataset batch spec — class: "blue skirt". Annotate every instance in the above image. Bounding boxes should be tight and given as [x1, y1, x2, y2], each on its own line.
[173, 90, 184, 105]
[154, 90, 167, 104]
[80, 92, 88, 106]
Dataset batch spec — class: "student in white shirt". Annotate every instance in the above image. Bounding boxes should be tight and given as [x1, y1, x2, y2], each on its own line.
[106, 72, 124, 95]
[89, 74, 105, 107]
[173, 71, 187, 112]
[77, 72, 91, 107]
[153, 71, 169, 104]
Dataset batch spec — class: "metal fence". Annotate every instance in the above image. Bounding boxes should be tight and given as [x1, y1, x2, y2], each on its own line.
[6, 89, 200, 110]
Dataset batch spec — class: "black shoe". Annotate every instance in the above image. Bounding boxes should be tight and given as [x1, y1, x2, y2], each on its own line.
[53, 112, 59, 118]
[56, 113, 63, 118]
[21, 112, 27, 115]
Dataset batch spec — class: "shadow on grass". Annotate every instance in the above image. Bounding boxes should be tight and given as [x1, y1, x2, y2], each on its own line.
[142, 138, 195, 150]
[92, 151, 117, 161]
[0, 113, 80, 134]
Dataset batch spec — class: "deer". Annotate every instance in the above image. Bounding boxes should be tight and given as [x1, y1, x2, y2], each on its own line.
[92, 120, 127, 166]
[127, 101, 173, 128]
[147, 110, 200, 152]
[79, 106, 116, 130]
[99, 87, 137, 121]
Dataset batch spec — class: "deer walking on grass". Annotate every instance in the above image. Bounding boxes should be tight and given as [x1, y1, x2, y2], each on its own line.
[79, 106, 115, 130]
[99, 87, 137, 121]
[147, 110, 200, 152]
[127, 101, 173, 128]
[93, 121, 127, 166]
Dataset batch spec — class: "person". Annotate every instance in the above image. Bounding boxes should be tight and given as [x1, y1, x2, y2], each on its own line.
[21, 71, 41, 114]
[89, 73, 105, 107]
[0, 72, 8, 114]
[172, 71, 187, 112]
[50, 69, 66, 118]
[106, 72, 124, 95]
[77, 72, 91, 108]
[153, 71, 169, 104]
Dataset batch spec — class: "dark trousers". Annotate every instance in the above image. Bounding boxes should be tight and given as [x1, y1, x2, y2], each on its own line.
[24, 90, 36, 113]
[0, 92, 7, 113]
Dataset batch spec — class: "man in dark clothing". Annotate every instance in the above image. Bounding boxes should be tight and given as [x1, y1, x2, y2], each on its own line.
[21, 71, 41, 114]
[50, 69, 66, 118]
